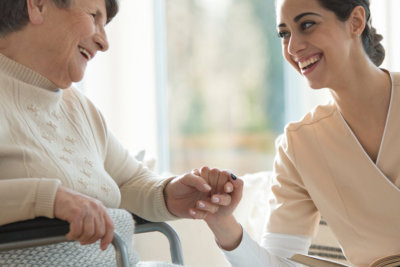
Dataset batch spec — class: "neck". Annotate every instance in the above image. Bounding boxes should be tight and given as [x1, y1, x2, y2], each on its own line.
[0, 28, 71, 89]
[0, 29, 40, 70]
[330, 64, 392, 125]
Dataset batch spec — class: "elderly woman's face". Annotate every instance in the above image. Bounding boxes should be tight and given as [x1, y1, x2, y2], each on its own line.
[40, 0, 109, 88]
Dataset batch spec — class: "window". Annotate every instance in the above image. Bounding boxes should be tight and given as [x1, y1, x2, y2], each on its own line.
[82, 0, 399, 175]
[82, 0, 159, 161]
[165, 0, 285, 175]
[371, 0, 400, 71]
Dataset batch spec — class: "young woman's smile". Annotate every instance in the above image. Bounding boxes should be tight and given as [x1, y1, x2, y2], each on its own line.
[295, 52, 323, 75]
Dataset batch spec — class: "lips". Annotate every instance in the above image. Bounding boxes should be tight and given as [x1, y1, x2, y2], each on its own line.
[298, 54, 322, 70]
[78, 46, 92, 61]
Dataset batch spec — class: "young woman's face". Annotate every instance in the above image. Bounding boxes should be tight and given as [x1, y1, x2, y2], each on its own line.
[276, 0, 354, 89]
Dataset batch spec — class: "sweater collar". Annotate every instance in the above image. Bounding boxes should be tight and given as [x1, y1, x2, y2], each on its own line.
[0, 53, 59, 92]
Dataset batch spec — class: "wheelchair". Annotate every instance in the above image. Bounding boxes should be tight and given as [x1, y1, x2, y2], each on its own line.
[0, 212, 184, 267]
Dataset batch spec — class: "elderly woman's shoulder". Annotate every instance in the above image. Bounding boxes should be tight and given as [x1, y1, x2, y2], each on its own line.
[61, 86, 102, 116]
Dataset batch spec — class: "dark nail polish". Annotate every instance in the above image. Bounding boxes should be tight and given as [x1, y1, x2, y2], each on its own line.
[231, 173, 237, 180]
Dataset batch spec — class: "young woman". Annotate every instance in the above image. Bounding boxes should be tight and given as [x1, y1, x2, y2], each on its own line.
[195, 0, 400, 266]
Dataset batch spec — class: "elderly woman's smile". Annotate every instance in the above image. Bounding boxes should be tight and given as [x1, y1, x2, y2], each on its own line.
[41, 0, 109, 88]
[79, 46, 93, 61]
[0, 0, 110, 89]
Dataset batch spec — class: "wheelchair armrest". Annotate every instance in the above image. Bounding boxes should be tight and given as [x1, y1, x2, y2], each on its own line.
[132, 213, 151, 225]
[0, 218, 129, 267]
[0, 217, 69, 245]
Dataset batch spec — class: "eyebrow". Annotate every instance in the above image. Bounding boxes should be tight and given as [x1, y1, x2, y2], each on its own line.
[278, 12, 322, 28]
[96, 9, 104, 18]
[96, 9, 108, 25]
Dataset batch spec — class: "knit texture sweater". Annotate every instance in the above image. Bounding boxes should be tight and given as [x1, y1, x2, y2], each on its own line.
[0, 53, 176, 226]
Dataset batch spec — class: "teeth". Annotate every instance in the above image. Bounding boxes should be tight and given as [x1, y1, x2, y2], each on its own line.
[79, 47, 91, 61]
[299, 55, 321, 69]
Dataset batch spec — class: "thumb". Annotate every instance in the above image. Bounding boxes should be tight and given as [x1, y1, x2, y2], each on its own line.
[191, 169, 200, 176]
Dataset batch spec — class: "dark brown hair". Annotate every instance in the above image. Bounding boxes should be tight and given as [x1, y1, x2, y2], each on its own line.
[315, 0, 385, 66]
[0, 0, 119, 37]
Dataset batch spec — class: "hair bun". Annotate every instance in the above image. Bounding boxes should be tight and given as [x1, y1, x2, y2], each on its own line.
[370, 26, 383, 46]
[365, 25, 385, 66]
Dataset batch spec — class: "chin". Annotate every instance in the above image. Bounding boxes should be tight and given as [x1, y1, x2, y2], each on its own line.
[59, 82, 73, 89]
[305, 79, 326, 90]
[53, 79, 73, 89]
[61, 74, 84, 89]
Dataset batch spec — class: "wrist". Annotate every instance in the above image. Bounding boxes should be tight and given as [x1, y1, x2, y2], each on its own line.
[162, 177, 178, 216]
[207, 215, 243, 251]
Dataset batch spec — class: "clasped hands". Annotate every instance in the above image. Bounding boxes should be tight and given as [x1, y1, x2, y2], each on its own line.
[164, 166, 243, 226]
[53, 166, 243, 251]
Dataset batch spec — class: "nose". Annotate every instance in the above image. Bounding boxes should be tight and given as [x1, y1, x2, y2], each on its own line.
[94, 26, 109, 52]
[287, 32, 306, 56]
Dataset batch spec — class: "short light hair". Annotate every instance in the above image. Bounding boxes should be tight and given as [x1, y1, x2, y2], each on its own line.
[0, 0, 118, 37]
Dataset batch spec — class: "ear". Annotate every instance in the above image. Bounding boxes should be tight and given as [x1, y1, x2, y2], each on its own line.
[349, 6, 366, 37]
[26, 0, 48, 25]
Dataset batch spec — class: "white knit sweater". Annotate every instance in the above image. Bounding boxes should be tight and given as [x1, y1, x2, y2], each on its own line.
[0, 53, 176, 225]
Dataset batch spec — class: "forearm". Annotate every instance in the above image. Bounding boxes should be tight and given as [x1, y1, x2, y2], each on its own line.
[120, 175, 178, 222]
[206, 215, 243, 251]
[222, 230, 309, 267]
[0, 178, 60, 225]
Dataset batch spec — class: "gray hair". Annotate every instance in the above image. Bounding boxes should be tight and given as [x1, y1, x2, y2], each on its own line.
[0, 0, 119, 37]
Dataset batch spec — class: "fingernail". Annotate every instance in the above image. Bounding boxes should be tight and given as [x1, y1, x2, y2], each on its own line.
[226, 185, 232, 192]
[189, 210, 196, 216]
[231, 173, 237, 180]
[203, 184, 212, 191]
[199, 201, 205, 208]
[212, 196, 220, 203]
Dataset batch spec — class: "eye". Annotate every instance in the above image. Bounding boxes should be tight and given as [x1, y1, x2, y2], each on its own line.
[277, 31, 290, 39]
[300, 21, 315, 30]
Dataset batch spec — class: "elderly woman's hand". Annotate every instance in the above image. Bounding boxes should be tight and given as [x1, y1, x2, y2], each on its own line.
[54, 186, 114, 250]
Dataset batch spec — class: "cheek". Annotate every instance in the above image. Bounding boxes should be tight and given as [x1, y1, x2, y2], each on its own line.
[82, 21, 96, 37]
[69, 16, 95, 38]
[283, 47, 301, 73]
[282, 45, 290, 62]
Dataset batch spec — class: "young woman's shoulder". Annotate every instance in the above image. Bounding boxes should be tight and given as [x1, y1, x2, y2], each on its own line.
[391, 71, 400, 86]
[285, 101, 337, 132]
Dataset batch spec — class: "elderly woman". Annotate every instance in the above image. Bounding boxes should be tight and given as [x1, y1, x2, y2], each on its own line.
[0, 0, 235, 265]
